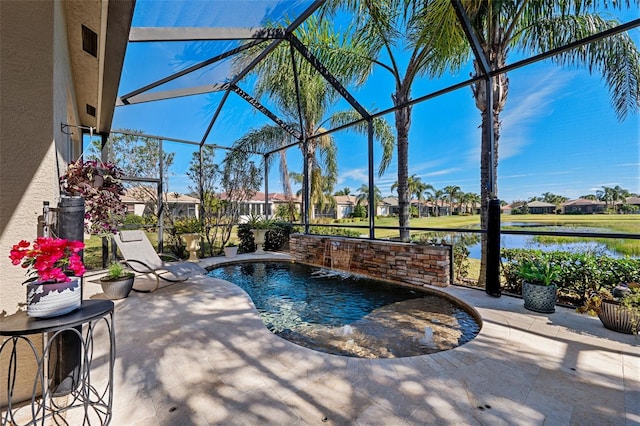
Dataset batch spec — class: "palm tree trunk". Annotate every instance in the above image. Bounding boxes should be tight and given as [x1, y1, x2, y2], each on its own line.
[394, 94, 412, 242]
[474, 56, 507, 287]
[303, 139, 316, 220]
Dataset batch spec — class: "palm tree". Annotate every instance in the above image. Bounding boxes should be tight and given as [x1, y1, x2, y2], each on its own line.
[611, 185, 630, 211]
[320, 1, 469, 240]
[356, 184, 383, 217]
[458, 192, 472, 214]
[233, 17, 394, 219]
[392, 174, 432, 218]
[334, 187, 352, 196]
[461, 1, 640, 286]
[426, 188, 446, 217]
[466, 192, 482, 215]
[443, 185, 461, 215]
[597, 186, 614, 210]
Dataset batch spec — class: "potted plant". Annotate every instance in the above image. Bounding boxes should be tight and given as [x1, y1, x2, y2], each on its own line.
[174, 218, 203, 262]
[224, 242, 238, 258]
[583, 283, 640, 335]
[99, 262, 135, 300]
[246, 214, 274, 255]
[9, 237, 86, 318]
[517, 257, 560, 313]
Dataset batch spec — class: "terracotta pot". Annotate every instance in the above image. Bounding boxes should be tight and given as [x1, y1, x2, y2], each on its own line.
[26, 279, 81, 318]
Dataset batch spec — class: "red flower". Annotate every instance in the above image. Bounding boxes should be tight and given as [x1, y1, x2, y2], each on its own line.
[8, 237, 85, 284]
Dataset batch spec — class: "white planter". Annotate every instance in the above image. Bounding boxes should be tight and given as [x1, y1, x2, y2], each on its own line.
[224, 246, 238, 257]
[251, 229, 268, 254]
[182, 233, 201, 262]
[26, 279, 81, 318]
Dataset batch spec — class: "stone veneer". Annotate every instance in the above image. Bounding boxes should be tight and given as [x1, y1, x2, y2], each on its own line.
[289, 234, 451, 288]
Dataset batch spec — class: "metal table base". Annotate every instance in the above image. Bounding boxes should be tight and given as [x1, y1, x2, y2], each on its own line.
[1, 300, 115, 425]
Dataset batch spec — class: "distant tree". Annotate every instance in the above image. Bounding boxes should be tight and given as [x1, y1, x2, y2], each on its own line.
[392, 175, 432, 218]
[186, 148, 262, 255]
[426, 188, 446, 217]
[334, 187, 352, 196]
[581, 194, 598, 201]
[90, 130, 176, 222]
[443, 185, 461, 215]
[467, 192, 482, 214]
[356, 184, 383, 217]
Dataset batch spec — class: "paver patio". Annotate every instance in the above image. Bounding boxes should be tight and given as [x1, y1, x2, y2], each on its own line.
[73, 253, 640, 425]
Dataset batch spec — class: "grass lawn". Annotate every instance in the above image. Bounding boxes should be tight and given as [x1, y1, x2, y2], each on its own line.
[337, 214, 640, 255]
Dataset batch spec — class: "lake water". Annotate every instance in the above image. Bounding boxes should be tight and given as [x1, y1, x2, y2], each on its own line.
[466, 223, 623, 259]
[467, 233, 618, 259]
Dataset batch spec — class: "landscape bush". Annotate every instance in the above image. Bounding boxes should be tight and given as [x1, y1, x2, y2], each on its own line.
[237, 222, 299, 253]
[501, 248, 640, 305]
[310, 226, 361, 238]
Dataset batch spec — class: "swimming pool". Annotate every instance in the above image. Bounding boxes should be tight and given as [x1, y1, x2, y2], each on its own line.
[208, 262, 480, 358]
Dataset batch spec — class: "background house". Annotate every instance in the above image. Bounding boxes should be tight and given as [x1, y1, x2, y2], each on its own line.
[232, 192, 301, 222]
[122, 188, 200, 218]
[562, 198, 606, 214]
[527, 200, 557, 214]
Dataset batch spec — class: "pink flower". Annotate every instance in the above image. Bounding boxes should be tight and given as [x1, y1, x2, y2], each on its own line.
[8, 237, 85, 284]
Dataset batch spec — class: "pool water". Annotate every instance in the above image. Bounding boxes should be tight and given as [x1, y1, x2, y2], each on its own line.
[208, 262, 480, 358]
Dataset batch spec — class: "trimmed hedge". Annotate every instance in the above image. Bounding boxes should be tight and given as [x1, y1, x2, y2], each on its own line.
[237, 222, 299, 253]
[501, 248, 640, 305]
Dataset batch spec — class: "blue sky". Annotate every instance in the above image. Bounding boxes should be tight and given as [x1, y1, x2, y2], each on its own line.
[109, 3, 640, 203]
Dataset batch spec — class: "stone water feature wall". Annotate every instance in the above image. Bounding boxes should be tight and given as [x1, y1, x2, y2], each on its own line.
[289, 234, 451, 288]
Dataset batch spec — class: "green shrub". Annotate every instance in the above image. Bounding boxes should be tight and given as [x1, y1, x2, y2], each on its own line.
[237, 223, 255, 253]
[501, 248, 640, 305]
[310, 226, 361, 238]
[264, 222, 296, 251]
[237, 222, 298, 253]
[123, 213, 151, 228]
[352, 204, 366, 218]
[173, 217, 202, 234]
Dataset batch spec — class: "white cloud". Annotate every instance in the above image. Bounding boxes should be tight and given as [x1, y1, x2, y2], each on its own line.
[337, 168, 369, 185]
[499, 69, 573, 160]
[423, 168, 459, 177]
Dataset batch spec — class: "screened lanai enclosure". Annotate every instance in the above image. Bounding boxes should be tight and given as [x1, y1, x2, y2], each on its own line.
[94, 0, 640, 295]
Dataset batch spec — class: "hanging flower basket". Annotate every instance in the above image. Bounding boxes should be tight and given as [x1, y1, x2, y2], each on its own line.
[59, 159, 127, 237]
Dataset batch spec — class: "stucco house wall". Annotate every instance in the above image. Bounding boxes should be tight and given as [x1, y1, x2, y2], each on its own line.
[0, 0, 77, 406]
[0, 0, 73, 317]
[0, 0, 133, 407]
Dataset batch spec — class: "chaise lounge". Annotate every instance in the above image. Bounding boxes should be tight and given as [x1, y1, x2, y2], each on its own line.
[113, 230, 207, 292]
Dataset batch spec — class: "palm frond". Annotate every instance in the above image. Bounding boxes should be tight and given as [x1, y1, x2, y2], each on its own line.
[518, 13, 640, 120]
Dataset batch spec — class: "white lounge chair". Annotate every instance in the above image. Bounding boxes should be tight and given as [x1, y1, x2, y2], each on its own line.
[113, 230, 207, 292]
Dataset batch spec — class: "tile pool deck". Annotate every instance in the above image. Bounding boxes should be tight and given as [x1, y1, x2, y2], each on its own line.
[80, 253, 638, 425]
